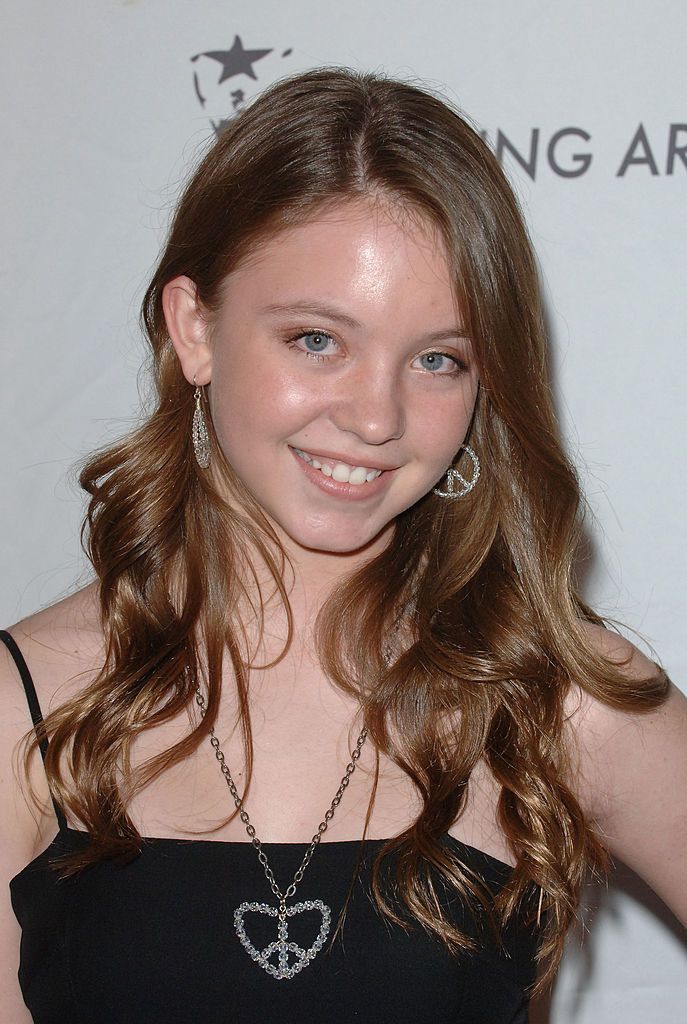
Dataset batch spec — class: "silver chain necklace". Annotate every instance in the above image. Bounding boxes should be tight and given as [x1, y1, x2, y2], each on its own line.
[194, 687, 368, 980]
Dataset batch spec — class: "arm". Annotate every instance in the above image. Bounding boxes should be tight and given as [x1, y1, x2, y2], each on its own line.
[566, 624, 687, 925]
[0, 591, 103, 1023]
[0, 640, 50, 1023]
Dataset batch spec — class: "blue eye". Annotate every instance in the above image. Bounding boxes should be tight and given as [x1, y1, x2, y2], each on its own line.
[415, 352, 465, 375]
[301, 332, 333, 353]
[286, 330, 338, 361]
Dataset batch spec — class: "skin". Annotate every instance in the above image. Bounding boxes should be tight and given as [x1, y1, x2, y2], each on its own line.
[0, 199, 685, 1019]
[165, 198, 479, 580]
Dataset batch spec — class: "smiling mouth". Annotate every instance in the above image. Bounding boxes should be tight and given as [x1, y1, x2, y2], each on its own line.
[291, 447, 384, 486]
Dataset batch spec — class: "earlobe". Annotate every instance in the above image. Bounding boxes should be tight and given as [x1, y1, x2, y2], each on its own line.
[161, 275, 213, 385]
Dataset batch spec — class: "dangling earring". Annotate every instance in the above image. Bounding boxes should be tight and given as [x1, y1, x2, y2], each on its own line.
[433, 444, 480, 498]
[192, 376, 211, 469]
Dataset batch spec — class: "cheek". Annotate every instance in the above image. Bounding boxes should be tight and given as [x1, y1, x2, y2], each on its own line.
[414, 387, 477, 461]
[208, 364, 322, 452]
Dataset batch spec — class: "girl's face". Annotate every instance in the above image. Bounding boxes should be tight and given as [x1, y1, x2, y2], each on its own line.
[171, 199, 479, 558]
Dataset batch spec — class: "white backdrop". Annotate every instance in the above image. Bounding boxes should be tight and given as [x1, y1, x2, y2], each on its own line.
[1, 2, 685, 1020]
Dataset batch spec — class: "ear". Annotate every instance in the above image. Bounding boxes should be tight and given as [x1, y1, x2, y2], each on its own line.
[161, 275, 213, 385]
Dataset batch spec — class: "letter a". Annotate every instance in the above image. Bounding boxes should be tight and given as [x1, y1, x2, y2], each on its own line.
[617, 124, 660, 177]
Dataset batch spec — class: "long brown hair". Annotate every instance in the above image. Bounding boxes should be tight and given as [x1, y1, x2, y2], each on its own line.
[30, 67, 667, 990]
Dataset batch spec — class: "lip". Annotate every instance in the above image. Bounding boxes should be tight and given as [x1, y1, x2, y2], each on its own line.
[289, 446, 395, 501]
[289, 445, 398, 473]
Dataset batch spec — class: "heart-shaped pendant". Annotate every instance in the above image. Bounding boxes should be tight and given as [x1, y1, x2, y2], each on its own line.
[234, 899, 331, 980]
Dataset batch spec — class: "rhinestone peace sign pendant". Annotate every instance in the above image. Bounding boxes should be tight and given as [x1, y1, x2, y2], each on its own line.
[234, 900, 331, 979]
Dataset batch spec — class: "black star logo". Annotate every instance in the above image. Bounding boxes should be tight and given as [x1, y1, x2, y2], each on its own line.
[191, 35, 272, 84]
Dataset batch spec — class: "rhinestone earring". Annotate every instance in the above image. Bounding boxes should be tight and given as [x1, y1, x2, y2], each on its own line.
[192, 377, 211, 469]
[433, 444, 480, 498]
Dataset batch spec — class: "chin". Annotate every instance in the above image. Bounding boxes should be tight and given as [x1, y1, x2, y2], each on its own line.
[280, 519, 392, 558]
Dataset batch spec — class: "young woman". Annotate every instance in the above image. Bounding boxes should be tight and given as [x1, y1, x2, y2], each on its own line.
[1, 67, 685, 1024]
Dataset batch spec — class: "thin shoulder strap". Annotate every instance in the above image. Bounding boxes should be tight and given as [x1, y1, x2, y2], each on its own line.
[0, 629, 68, 832]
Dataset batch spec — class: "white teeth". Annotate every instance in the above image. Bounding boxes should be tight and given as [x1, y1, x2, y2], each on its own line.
[331, 463, 352, 482]
[293, 448, 383, 486]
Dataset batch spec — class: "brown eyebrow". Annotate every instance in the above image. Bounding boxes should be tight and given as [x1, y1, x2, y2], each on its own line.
[423, 328, 471, 344]
[259, 301, 361, 330]
[259, 301, 470, 344]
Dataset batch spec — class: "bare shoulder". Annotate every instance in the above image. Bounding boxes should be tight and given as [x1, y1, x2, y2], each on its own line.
[563, 621, 681, 805]
[564, 621, 687, 923]
[565, 621, 677, 745]
[0, 583, 104, 853]
[4, 581, 105, 708]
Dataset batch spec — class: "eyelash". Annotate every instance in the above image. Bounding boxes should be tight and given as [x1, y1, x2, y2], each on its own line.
[285, 330, 335, 362]
[284, 329, 469, 375]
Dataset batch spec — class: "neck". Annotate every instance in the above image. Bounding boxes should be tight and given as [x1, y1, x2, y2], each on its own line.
[228, 524, 393, 670]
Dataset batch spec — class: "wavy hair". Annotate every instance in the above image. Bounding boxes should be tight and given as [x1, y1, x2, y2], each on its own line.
[29, 67, 667, 991]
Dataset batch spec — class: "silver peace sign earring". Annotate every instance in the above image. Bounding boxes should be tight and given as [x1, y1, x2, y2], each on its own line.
[433, 444, 481, 498]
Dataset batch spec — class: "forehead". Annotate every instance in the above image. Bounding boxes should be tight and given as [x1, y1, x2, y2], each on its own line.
[220, 198, 458, 321]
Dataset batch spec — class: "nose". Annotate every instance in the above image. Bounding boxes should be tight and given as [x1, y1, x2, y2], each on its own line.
[329, 365, 406, 445]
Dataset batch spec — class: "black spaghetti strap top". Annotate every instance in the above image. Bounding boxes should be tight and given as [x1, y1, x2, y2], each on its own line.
[2, 630, 539, 1024]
